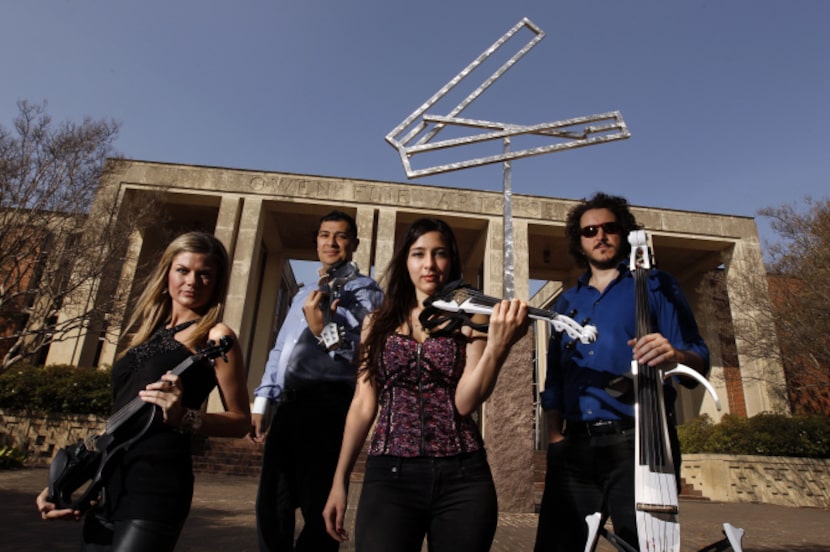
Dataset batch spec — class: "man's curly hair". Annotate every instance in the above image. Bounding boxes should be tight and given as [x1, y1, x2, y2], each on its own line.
[565, 192, 640, 268]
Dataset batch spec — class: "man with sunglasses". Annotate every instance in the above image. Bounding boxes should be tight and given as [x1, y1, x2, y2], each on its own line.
[534, 192, 709, 551]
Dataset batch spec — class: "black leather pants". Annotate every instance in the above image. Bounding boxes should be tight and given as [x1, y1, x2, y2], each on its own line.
[80, 512, 184, 552]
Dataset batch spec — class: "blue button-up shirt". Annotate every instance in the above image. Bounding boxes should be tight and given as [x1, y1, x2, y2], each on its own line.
[254, 273, 383, 410]
[540, 261, 709, 422]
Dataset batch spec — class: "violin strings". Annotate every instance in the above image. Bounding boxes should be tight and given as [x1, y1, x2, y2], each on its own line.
[635, 268, 672, 471]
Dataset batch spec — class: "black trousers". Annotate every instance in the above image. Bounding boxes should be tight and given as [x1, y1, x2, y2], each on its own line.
[255, 382, 352, 552]
[355, 450, 497, 552]
[534, 430, 638, 552]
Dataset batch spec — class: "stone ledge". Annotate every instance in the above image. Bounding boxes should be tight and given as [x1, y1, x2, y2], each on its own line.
[0, 409, 105, 467]
[682, 453, 830, 508]
[6, 409, 828, 509]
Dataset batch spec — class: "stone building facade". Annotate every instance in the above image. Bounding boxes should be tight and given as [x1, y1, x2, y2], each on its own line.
[43, 159, 786, 512]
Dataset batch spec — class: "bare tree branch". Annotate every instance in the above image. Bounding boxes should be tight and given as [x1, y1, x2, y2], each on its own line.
[0, 101, 157, 371]
[700, 197, 830, 415]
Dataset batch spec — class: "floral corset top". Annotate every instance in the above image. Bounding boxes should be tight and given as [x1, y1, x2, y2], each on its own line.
[368, 333, 484, 457]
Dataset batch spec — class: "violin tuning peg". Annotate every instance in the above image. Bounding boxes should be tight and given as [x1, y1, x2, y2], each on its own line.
[567, 310, 577, 318]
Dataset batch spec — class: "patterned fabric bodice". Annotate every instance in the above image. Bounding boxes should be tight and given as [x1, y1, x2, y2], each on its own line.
[368, 333, 484, 457]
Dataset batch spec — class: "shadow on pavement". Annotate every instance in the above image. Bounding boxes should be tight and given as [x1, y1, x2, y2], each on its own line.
[3, 468, 829, 552]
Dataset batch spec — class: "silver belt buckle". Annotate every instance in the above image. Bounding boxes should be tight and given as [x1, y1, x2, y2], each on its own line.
[586, 420, 613, 437]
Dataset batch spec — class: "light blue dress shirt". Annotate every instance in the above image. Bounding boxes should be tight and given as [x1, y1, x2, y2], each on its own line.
[253, 273, 383, 415]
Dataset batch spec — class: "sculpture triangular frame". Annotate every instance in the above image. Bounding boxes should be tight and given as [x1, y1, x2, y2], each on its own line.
[385, 17, 631, 179]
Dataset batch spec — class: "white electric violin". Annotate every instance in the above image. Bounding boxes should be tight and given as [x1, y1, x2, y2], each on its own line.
[421, 280, 598, 344]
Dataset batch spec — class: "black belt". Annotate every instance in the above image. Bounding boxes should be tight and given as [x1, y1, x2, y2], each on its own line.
[281, 381, 353, 403]
[566, 418, 634, 437]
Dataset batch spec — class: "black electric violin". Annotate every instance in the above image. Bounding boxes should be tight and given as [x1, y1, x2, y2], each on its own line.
[47, 336, 233, 513]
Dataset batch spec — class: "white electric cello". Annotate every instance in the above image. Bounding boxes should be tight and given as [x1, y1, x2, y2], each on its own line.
[584, 230, 743, 552]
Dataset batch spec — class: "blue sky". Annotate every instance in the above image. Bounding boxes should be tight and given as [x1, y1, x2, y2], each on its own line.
[2, 1, 828, 251]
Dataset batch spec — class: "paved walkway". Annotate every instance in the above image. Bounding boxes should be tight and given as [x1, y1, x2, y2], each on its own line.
[3, 468, 828, 551]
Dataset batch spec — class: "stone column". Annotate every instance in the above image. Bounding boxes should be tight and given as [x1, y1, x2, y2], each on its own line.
[373, 208, 397, 285]
[207, 197, 264, 412]
[353, 206, 376, 275]
[245, 253, 286, 396]
[95, 228, 145, 368]
[221, 198, 263, 339]
[213, 195, 243, 260]
[512, 219, 530, 300]
[481, 217, 535, 512]
[483, 218, 503, 295]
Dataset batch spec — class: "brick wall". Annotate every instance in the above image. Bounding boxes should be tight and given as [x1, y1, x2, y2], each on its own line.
[191, 435, 262, 477]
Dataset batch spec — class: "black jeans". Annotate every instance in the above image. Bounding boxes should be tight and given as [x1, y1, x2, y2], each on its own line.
[355, 449, 497, 552]
[534, 431, 638, 552]
[255, 382, 352, 552]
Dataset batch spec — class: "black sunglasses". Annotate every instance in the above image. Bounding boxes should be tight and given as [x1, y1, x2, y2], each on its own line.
[580, 221, 622, 238]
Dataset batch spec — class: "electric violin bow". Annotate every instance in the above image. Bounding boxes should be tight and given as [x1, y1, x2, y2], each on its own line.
[421, 280, 598, 343]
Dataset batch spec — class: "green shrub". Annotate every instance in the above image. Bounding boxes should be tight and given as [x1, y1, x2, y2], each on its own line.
[678, 413, 830, 458]
[0, 362, 112, 416]
[0, 435, 27, 469]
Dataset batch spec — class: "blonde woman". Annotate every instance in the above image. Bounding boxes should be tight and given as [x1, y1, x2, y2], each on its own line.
[37, 231, 250, 551]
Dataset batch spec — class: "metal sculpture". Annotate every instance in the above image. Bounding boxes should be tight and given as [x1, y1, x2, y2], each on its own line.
[386, 17, 630, 297]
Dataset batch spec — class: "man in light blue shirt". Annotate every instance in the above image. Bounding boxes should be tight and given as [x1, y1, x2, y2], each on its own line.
[250, 210, 383, 552]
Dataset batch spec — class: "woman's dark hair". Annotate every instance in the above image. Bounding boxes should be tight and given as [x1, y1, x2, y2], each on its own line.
[565, 192, 640, 268]
[358, 218, 461, 381]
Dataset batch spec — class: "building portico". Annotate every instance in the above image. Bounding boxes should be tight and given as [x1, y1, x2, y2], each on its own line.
[45, 159, 786, 512]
